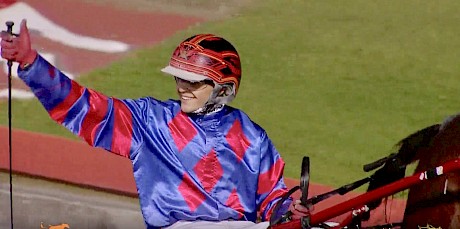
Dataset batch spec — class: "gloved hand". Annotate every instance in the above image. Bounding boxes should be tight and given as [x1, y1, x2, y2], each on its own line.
[1, 19, 37, 69]
[289, 199, 312, 220]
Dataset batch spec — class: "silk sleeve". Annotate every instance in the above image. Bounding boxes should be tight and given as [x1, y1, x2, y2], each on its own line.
[256, 131, 292, 221]
[18, 55, 144, 158]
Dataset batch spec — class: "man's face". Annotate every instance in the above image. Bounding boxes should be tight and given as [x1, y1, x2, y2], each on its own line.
[175, 77, 214, 113]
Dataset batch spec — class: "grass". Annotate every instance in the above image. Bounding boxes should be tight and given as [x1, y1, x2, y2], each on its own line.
[2, 0, 460, 189]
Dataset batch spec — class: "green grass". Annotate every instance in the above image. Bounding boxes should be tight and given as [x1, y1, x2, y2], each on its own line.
[2, 0, 460, 189]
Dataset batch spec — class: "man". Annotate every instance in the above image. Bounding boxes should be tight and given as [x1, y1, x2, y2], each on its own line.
[1, 20, 308, 229]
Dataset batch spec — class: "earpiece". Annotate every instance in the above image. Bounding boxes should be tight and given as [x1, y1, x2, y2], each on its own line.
[218, 85, 232, 97]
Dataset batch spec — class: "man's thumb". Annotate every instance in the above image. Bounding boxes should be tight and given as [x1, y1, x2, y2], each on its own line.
[20, 19, 29, 36]
[19, 19, 32, 46]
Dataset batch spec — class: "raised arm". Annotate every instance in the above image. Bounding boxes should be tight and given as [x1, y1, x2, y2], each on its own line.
[1, 19, 142, 158]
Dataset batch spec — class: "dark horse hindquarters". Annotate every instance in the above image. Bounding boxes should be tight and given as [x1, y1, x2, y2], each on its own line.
[403, 114, 460, 228]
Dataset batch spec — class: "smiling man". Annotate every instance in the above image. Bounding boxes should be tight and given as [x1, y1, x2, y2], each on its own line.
[1, 20, 309, 229]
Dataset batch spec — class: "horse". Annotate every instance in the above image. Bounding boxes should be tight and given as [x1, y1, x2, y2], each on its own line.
[367, 113, 460, 228]
[269, 113, 460, 229]
[398, 114, 460, 228]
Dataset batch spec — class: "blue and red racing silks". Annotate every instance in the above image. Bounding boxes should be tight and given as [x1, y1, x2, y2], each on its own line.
[18, 55, 292, 228]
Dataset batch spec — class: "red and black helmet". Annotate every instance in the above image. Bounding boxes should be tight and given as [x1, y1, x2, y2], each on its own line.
[161, 34, 242, 97]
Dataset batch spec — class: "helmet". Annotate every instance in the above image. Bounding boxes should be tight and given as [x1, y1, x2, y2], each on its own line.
[161, 34, 242, 105]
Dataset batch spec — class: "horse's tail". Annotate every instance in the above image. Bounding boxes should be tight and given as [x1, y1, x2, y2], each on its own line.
[365, 114, 460, 175]
[362, 123, 441, 215]
[394, 123, 441, 165]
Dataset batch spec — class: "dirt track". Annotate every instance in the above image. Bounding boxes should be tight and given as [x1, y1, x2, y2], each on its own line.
[84, 0, 255, 20]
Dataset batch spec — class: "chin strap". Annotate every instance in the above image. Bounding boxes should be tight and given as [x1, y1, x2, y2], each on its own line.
[192, 103, 225, 115]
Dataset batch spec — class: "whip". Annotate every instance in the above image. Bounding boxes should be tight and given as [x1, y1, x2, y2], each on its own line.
[5, 20, 15, 229]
